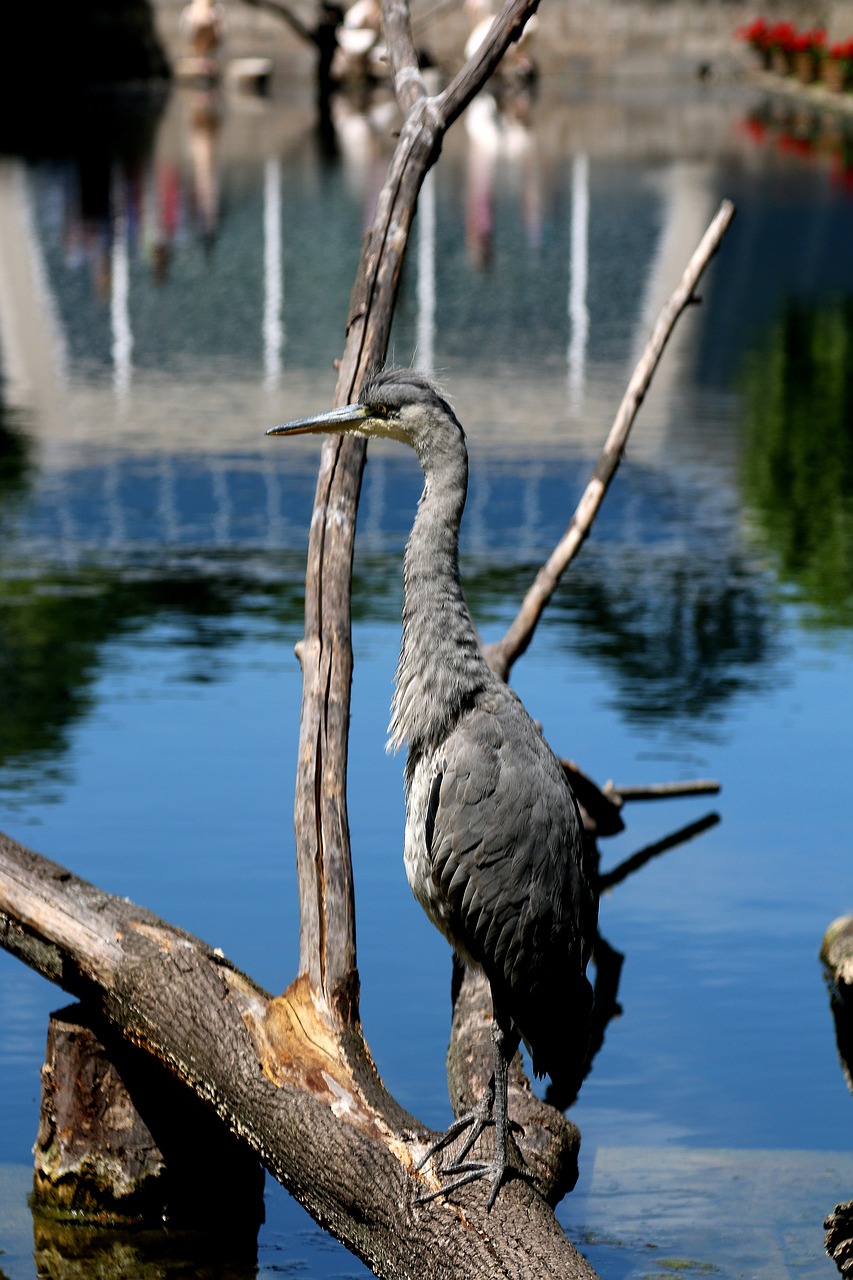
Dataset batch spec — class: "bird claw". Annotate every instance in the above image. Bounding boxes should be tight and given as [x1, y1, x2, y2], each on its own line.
[433, 1110, 524, 1172]
[414, 1094, 533, 1211]
[414, 1116, 482, 1175]
[416, 1154, 535, 1210]
[414, 1024, 535, 1209]
[414, 1086, 495, 1174]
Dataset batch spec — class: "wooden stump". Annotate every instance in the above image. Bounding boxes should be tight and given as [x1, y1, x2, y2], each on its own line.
[825, 1200, 853, 1275]
[32, 1002, 264, 1239]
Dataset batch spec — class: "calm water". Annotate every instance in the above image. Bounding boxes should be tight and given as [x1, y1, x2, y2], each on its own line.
[1, 68, 853, 1279]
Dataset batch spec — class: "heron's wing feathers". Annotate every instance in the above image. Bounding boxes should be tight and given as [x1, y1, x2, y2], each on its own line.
[426, 687, 595, 1083]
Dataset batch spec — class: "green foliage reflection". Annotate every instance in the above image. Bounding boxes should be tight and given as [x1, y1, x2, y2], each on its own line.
[0, 566, 306, 790]
[0, 406, 34, 509]
[741, 298, 853, 627]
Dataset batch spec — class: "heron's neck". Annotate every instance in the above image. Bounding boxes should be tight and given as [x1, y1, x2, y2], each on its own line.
[389, 450, 490, 756]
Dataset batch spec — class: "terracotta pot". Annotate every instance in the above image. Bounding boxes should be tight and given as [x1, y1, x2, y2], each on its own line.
[794, 49, 818, 83]
[823, 58, 849, 92]
[771, 48, 792, 76]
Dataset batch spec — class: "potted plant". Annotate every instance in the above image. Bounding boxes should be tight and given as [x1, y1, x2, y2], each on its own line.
[765, 20, 798, 75]
[791, 26, 826, 83]
[736, 16, 774, 69]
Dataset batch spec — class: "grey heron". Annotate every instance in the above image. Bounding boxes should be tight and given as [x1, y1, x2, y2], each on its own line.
[268, 367, 597, 1208]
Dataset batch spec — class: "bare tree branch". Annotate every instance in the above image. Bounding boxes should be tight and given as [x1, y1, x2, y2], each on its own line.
[383, 0, 428, 109]
[485, 198, 737, 683]
[293, 0, 550, 1014]
[437, 0, 542, 125]
[610, 779, 722, 801]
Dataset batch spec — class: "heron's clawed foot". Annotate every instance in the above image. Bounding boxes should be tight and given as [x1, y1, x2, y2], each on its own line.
[414, 1083, 533, 1210]
[416, 1145, 535, 1210]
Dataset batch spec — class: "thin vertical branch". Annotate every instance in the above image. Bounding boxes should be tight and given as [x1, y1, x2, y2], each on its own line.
[291, 0, 546, 1015]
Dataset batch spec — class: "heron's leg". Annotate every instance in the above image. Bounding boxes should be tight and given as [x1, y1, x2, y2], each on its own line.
[416, 1019, 532, 1209]
[488, 1019, 511, 1197]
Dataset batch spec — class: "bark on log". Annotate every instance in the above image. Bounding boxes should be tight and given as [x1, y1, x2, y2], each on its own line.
[0, 832, 599, 1279]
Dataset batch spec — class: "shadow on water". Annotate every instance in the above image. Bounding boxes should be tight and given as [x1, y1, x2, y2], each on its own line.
[551, 546, 779, 731]
[0, 530, 778, 794]
[30, 1219, 258, 1280]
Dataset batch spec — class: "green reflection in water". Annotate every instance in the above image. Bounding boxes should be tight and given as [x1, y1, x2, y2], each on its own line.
[0, 406, 34, 510]
[0, 564, 306, 788]
[740, 297, 853, 628]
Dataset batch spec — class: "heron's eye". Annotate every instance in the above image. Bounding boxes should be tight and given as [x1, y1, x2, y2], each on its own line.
[372, 403, 389, 418]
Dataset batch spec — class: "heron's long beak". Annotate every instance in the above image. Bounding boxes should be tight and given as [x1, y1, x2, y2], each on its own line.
[266, 402, 370, 437]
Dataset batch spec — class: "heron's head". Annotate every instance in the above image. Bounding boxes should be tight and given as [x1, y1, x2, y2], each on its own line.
[266, 367, 465, 462]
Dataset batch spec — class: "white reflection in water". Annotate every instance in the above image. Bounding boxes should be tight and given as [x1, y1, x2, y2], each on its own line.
[263, 156, 284, 390]
[110, 170, 133, 405]
[416, 167, 436, 375]
[567, 151, 589, 411]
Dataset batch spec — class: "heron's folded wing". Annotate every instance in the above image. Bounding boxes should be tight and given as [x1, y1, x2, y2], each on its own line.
[428, 699, 588, 996]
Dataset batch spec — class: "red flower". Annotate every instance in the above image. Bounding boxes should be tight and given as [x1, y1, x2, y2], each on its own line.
[791, 26, 826, 53]
[738, 114, 769, 142]
[829, 37, 853, 62]
[766, 20, 798, 51]
[736, 16, 771, 47]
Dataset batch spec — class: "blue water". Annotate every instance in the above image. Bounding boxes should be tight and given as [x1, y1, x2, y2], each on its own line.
[1, 71, 853, 1278]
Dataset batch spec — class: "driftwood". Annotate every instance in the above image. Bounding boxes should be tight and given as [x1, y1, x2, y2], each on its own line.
[0, 1, 735, 1275]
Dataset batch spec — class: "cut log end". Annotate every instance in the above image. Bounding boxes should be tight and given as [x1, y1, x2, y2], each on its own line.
[32, 1003, 264, 1233]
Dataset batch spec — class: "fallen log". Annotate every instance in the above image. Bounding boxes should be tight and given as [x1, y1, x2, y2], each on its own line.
[0, 830, 599, 1279]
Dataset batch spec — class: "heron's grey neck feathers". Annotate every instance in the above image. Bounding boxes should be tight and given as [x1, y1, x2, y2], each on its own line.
[388, 444, 490, 756]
